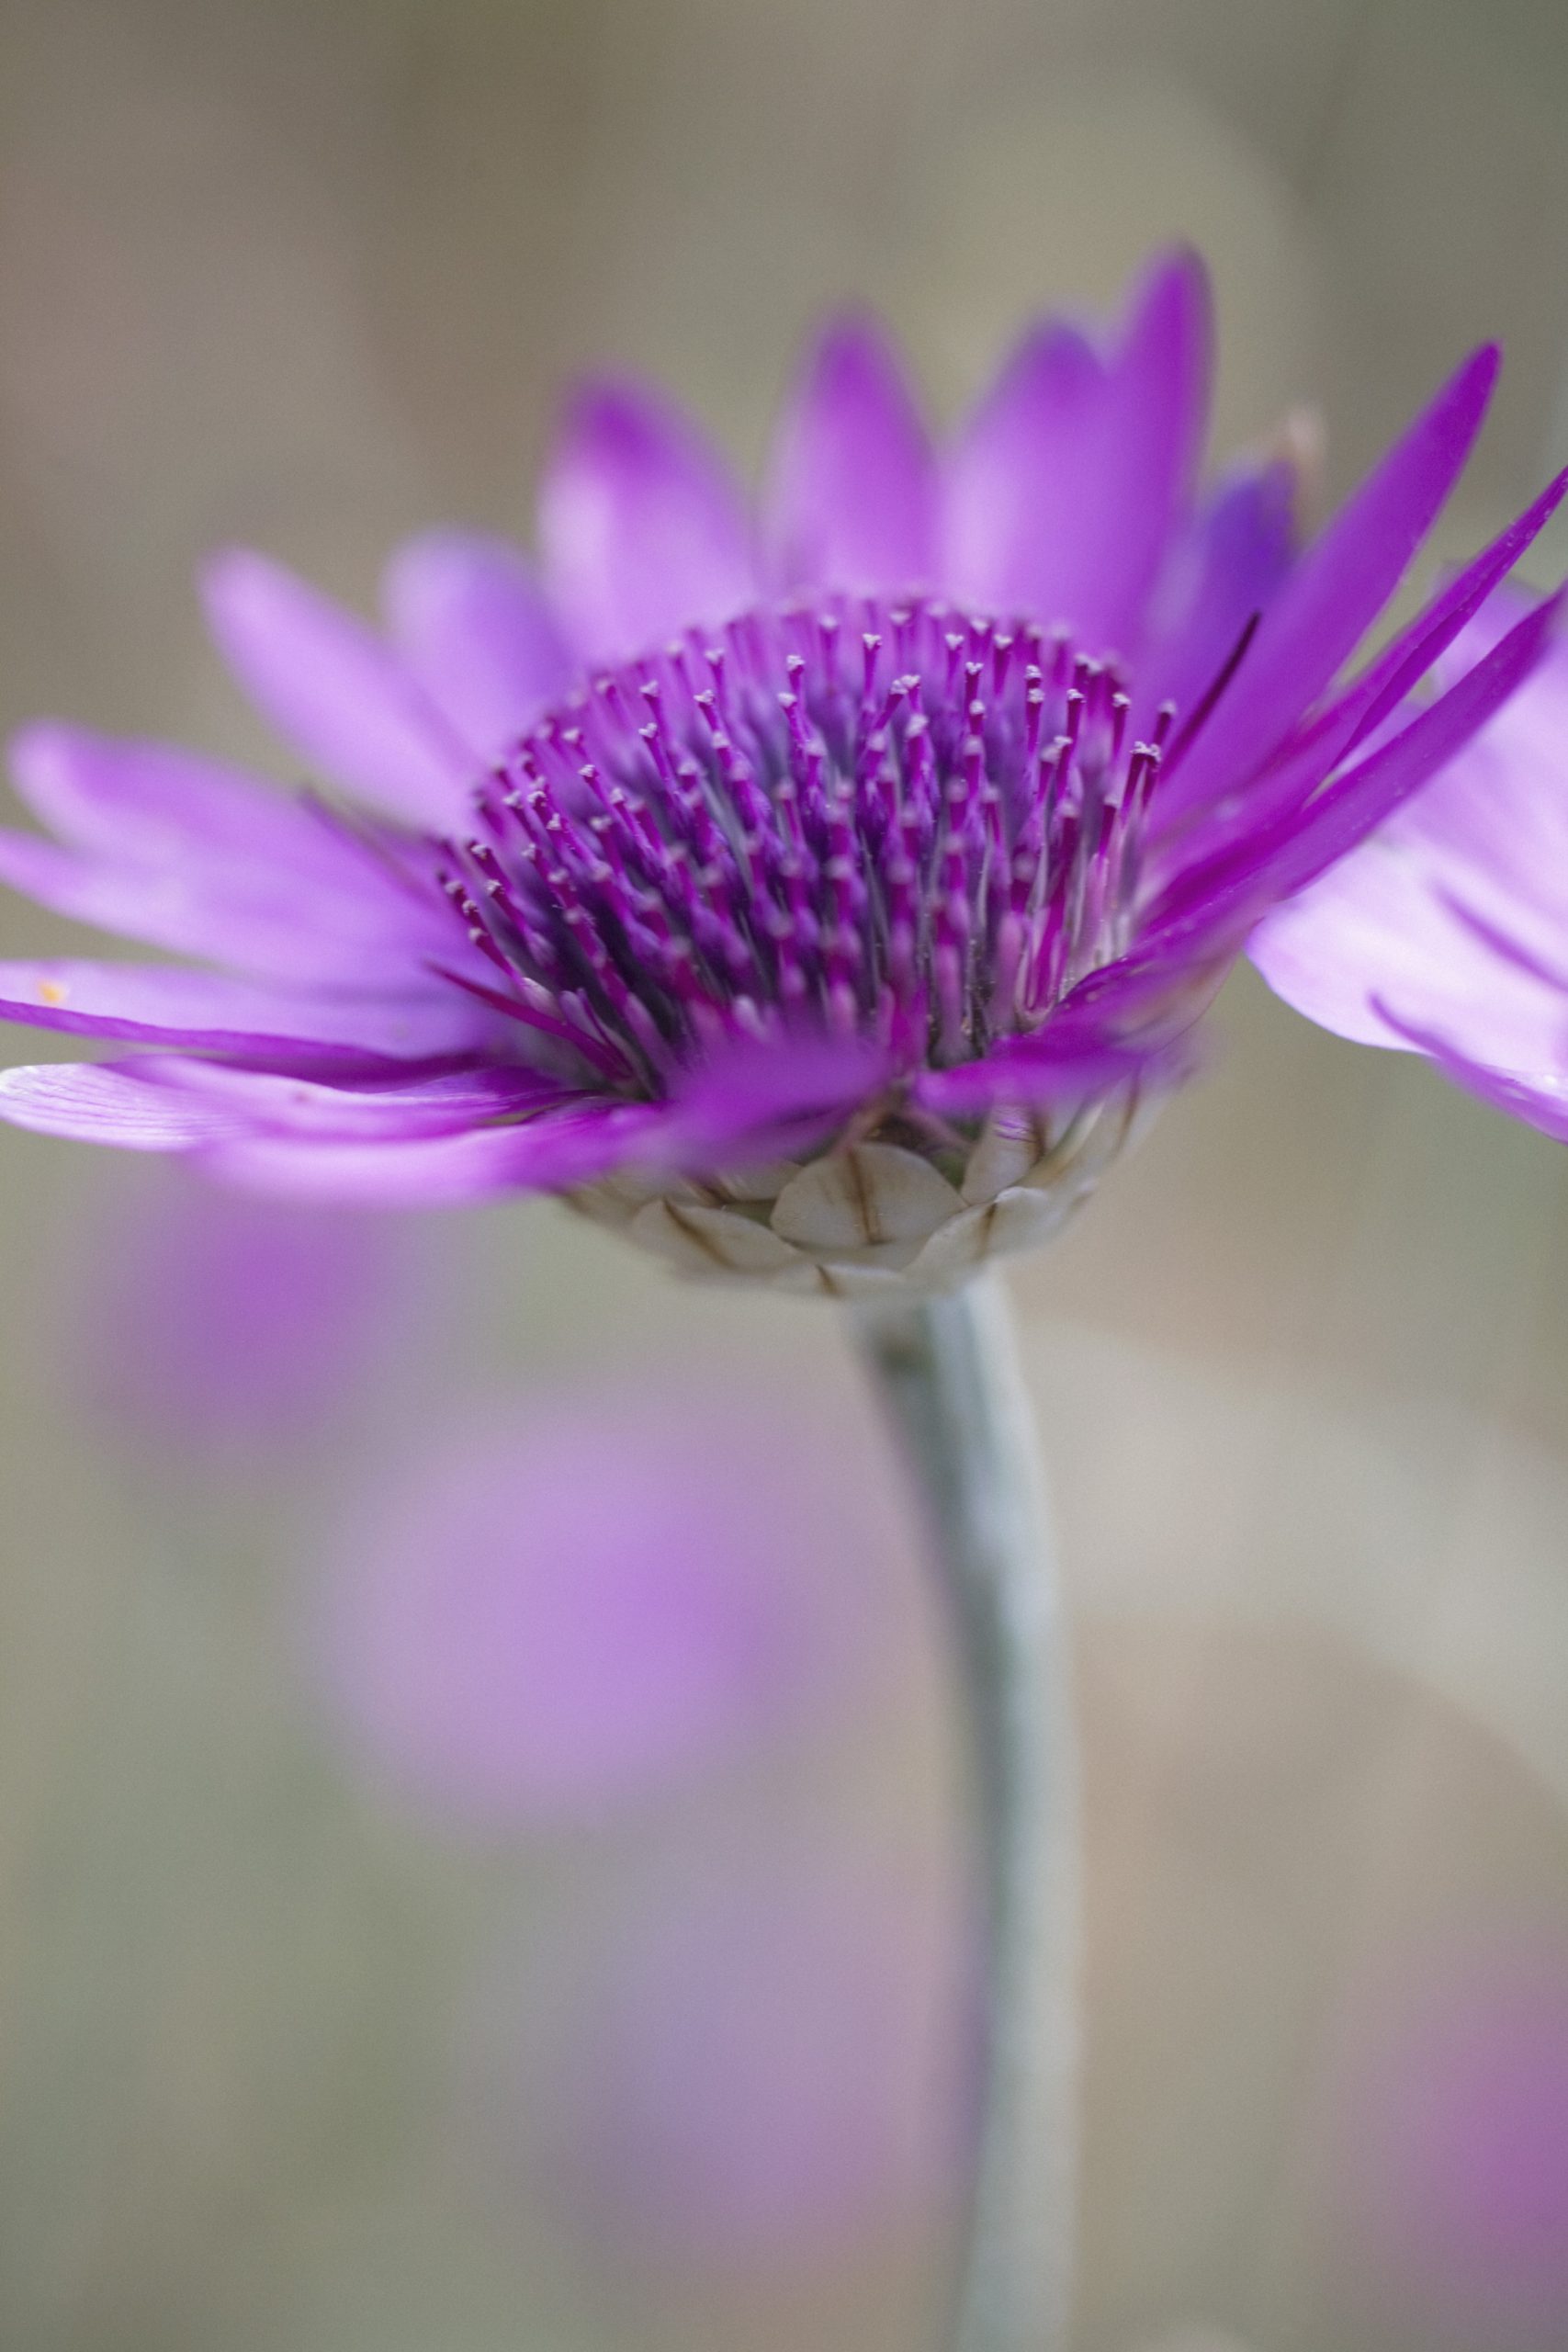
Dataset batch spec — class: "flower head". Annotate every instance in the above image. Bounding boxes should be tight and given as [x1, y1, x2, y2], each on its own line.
[0, 254, 1562, 1290]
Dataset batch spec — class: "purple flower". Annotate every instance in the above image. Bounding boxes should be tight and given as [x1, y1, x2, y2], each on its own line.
[1252, 586, 1568, 1141]
[314, 1383, 902, 1826]
[0, 252, 1562, 1288]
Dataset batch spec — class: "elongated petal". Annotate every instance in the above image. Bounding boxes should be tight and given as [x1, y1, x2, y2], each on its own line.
[0, 828, 444, 984]
[1251, 594, 1568, 1056]
[11, 724, 370, 880]
[0, 829, 301, 976]
[1372, 1015, 1568, 1141]
[942, 250, 1211, 655]
[204, 1103, 660, 1204]
[662, 1032, 895, 1165]
[1149, 471, 1568, 893]
[1250, 859, 1568, 1059]
[130, 1056, 573, 1139]
[202, 549, 476, 827]
[0, 959, 493, 1072]
[1207, 469, 1568, 862]
[4, 724, 472, 982]
[1151, 590, 1563, 953]
[1160, 345, 1501, 820]
[381, 531, 573, 755]
[1314, 469, 1568, 765]
[1237, 591, 1562, 908]
[761, 313, 936, 594]
[537, 384, 756, 661]
[1137, 461, 1297, 730]
[0, 1057, 644, 1199]
[0, 1059, 585, 1167]
[0, 1063, 249, 1149]
[917, 1029, 1201, 1117]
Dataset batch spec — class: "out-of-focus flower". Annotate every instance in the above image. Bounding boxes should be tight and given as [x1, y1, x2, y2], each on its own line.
[457, 1841, 963, 2268]
[314, 1383, 906, 1826]
[1337, 1941, 1568, 2346]
[0, 254, 1562, 1291]
[1252, 590, 1568, 1143]
[64, 1156, 430, 1463]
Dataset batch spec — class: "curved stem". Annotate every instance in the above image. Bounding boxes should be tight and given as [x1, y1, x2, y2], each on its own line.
[856, 1271, 1077, 2352]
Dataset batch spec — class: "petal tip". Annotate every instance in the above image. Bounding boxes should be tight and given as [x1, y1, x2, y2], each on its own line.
[557, 379, 678, 461]
[380, 525, 537, 610]
[807, 305, 906, 380]
[8, 717, 79, 783]
[199, 542, 266, 595]
[1134, 242, 1213, 317]
[197, 544, 291, 639]
[1450, 340, 1504, 424]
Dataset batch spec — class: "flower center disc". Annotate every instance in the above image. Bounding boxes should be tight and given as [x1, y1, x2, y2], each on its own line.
[435, 596, 1171, 1098]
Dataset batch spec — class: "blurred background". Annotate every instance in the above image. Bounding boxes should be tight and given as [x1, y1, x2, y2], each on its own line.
[2, 0, 1568, 2346]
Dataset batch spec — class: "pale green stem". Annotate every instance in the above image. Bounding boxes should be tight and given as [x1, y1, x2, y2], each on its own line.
[856, 1271, 1078, 2352]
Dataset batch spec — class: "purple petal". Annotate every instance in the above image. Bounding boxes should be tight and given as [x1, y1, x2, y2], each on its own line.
[660, 1032, 893, 1166]
[381, 530, 574, 757]
[1253, 875, 1568, 1062]
[1152, 589, 1564, 953]
[1373, 1013, 1568, 1141]
[1315, 471, 1568, 764]
[1241, 591, 1562, 907]
[1159, 345, 1501, 820]
[941, 249, 1211, 656]
[0, 959, 493, 1073]
[201, 548, 477, 828]
[202, 1103, 658, 1204]
[0, 826, 444, 985]
[0, 1063, 248, 1149]
[1137, 460, 1297, 729]
[1251, 592, 1568, 1059]
[0, 1057, 570, 1159]
[536, 383, 757, 662]
[1149, 477, 1568, 893]
[11, 723, 378, 879]
[761, 313, 936, 594]
[126, 1056, 574, 1140]
[917, 1027, 1203, 1117]
[6, 725, 460, 979]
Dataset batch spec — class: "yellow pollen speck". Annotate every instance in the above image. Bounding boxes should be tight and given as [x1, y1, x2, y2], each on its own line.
[38, 979, 67, 1006]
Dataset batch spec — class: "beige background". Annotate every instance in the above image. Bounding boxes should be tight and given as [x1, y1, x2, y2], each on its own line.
[1, 1, 1567, 2346]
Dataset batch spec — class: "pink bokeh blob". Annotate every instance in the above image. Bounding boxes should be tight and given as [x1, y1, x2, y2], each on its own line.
[315, 1380, 910, 1826]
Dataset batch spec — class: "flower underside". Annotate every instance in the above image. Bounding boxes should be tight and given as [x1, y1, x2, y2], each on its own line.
[431, 595, 1179, 1098]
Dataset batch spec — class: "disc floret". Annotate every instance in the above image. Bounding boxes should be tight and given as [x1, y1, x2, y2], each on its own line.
[433, 595, 1173, 1099]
